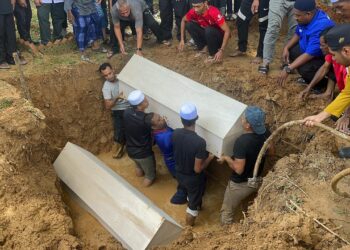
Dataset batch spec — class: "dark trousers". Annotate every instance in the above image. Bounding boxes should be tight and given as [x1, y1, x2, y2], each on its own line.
[236, 0, 269, 57]
[186, 21, 223, 56]
[210, 0, 226, 9]
[227, 0, 233, 14]
[0, 13, 16, 63]
[101, 0, 108, 29]
[120, 9, 170, 42]
[290, 44, 327, 88]
[234, 0, 242, 13]
[112, 110, 126, 145]
[159, 0, 189, 41]
[14, 0, 32, 42]
[176, 172, 206, 211]
[37, 2, 65, 44]
[110, 0, 120, 53]
[145, 0, 154, 13]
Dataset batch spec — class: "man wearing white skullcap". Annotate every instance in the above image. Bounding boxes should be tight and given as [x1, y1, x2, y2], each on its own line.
[171, 102, 214, 226]
[123, 90, 156, 187]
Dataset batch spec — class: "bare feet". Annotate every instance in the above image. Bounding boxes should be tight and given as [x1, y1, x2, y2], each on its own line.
[251, 57, 262, 64]
[54, 39, 62, 45]
[135, 168, 144, 177]
[143, 178, 154, 187]
[194, 46, 208, 58]
[309, 92, 334, 103]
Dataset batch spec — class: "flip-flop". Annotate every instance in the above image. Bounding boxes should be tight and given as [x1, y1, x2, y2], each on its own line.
[0, 63, 10, 69]
[107, 50, 117, 59]
[161, 40, 171, 46]
[229, 50, 246, 57]
[92, 47, 107, 53]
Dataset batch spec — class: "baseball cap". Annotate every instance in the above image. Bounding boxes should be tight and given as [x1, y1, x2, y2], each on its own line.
[245, 106, 266, 135]
[294, 0, 316, 11]
[127, 90, 145, 106]
[325, 24, 350, 51]
[180, 102, 198, 120]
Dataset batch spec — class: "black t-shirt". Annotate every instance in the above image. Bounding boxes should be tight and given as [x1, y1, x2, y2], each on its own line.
[0, 0, 13, 14]
[123, 108, 153, 159]
[230, 130, 271, 183]
[172, 128, 208, 176]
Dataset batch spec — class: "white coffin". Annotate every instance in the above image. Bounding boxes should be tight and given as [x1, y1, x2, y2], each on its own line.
[53, 142, 183, 250]
[118, 55, 247, 157]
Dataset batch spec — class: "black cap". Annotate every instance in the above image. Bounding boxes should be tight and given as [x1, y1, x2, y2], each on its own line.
[325, 24, 350, 51]
[294, 0, 316, 11]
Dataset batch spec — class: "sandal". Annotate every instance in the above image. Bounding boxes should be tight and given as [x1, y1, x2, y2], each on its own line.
[296, 77, 307, 85]
[229, 50, 246, 57]
[81, 55, 92, 62]
[107, 50, 117, 59]
[0, 62, 10, 69]
[258, 64, 269, 74]
[92, 46, 107, 53]
[161, 40, 171, 46]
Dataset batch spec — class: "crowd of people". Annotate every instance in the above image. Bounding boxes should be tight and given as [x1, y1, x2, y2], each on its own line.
[1, 0, 350, 227]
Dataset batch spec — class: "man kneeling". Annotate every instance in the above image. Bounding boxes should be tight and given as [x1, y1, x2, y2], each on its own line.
[178, 0, 230, 63]
[218, 106, 274, 224]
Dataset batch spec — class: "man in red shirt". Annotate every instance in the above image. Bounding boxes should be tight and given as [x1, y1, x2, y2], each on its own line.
[178, 0, 230, 63]
[299, 30, 347, 100]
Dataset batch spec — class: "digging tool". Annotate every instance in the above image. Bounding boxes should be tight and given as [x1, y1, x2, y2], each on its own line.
[248, 120, 350, 188]
[331, 168, 350, 198]
[13, 52, 31, 102]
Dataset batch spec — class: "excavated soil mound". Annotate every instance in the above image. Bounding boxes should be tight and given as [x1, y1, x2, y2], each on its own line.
[162, 131, 350, 249]
[0, 80, 81, 249]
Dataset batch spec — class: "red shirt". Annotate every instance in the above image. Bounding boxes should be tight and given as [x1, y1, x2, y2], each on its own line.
[186, 6, 225, 31]
[325, 54, 347, 91]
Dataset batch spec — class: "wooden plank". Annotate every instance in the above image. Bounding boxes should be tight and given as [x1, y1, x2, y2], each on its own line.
[54, 142, 183, 250]
[118, 55, 246, 156]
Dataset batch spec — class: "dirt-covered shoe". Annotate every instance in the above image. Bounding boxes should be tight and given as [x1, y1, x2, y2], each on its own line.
[185, 213, 196, 226]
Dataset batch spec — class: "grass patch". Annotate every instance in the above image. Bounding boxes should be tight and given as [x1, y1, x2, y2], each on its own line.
[0, 99, 13, 110]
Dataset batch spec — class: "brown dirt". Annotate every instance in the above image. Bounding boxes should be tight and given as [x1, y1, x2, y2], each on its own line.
[1, 2, 349, 248]
[0, 80, 80, 249]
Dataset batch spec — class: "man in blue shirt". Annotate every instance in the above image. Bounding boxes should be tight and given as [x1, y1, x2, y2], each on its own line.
[277, 0, 335, 86]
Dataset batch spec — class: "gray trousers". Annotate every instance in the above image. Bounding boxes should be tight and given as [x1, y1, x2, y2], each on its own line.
[263, 0, 297, 64]
[37, 2, 65, 44]
[220, 180, 258, 224]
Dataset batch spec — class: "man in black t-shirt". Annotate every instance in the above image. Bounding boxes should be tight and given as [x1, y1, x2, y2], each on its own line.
[124, 90, 156, 187]
[218, 106, 274, 224]
[171, 102, 214, 226]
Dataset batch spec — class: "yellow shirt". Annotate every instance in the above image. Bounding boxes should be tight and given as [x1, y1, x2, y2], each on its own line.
[324, 67, 350, 117]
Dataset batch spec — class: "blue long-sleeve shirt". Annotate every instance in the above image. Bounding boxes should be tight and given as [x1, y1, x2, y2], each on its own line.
[296, 9, 335, 57]
[153, 127, 176, 177]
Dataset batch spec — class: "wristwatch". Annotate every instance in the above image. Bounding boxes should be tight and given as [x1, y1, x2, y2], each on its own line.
[283, 65, 292, 74]
[136, 48, 142, 51]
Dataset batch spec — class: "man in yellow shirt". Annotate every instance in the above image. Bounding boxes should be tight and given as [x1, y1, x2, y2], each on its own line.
[303, 24, 350, 125]
[303, 24, 350, 156]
